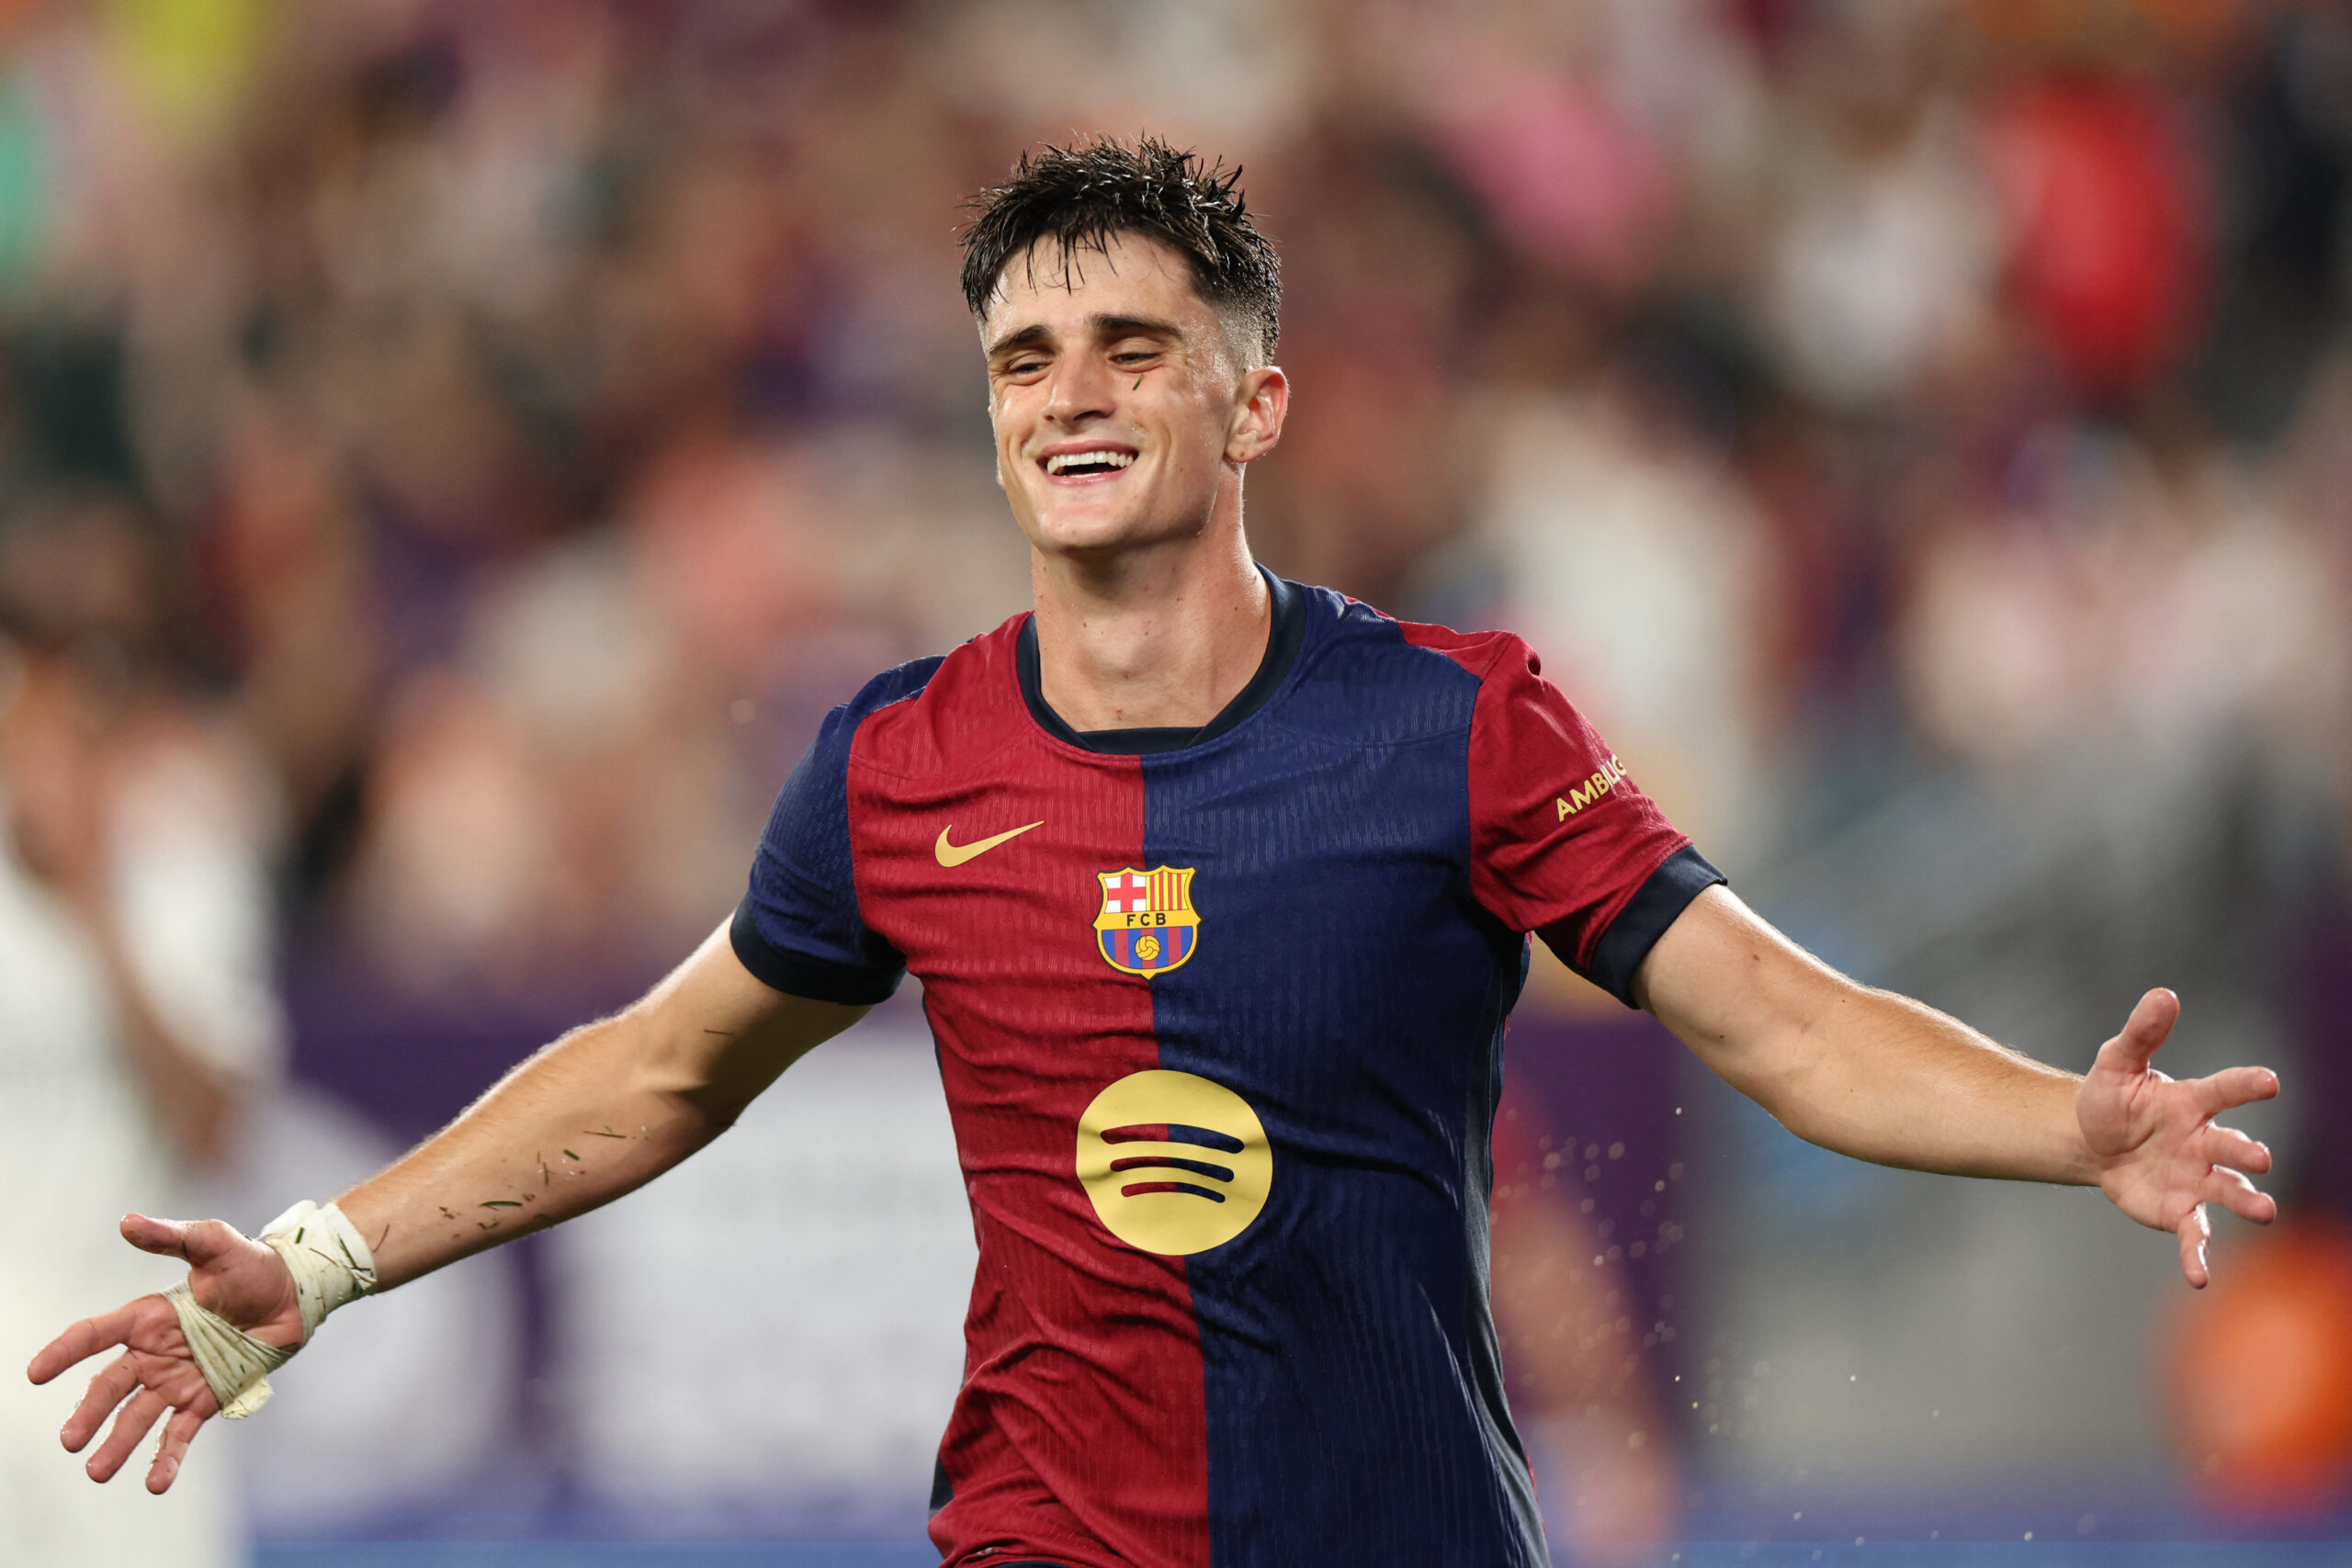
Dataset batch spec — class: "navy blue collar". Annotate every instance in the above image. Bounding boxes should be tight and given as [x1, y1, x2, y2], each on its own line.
[1017, 568, 1304, 755]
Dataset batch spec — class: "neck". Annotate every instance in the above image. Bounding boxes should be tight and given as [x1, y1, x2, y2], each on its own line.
[1028, 513, 1270, 734]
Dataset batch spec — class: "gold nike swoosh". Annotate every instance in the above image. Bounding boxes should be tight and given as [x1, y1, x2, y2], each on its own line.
[934, 820, 1045, 867]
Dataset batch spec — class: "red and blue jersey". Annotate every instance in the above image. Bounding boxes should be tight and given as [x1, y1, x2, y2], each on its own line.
[731, 574, 1721, 1568]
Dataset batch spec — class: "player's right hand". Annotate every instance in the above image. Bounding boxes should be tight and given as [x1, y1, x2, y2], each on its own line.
[24, 1214, 302, 1495]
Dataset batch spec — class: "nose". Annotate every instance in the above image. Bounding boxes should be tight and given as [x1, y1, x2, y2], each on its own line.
[1041, 353, 1116, 430]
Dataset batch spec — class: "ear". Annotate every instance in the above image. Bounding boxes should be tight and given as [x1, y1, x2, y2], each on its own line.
[1225, 365, 1288, 466]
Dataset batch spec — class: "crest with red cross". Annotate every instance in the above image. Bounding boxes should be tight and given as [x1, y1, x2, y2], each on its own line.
[1092, 865, 1201, 976]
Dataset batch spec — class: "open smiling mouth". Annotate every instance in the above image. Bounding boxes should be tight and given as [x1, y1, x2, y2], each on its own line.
[1043, 448, 1136, 479]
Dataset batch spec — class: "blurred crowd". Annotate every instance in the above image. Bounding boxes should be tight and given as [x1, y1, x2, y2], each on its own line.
[1, 0, 2349, 1551]
[0, 0, 2342, 1011]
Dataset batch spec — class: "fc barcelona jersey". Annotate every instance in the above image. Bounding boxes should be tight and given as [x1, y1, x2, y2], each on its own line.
[731, 573, 1723, 1568]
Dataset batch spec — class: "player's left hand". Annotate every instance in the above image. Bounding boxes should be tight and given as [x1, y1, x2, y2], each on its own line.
[2077, 987, 2279, 1288]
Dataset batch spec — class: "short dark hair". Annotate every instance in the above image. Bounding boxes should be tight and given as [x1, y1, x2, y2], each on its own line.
[959, 135, 1281, 365]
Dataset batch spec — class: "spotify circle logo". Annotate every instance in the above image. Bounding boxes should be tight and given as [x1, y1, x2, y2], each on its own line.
[1076, 1070, 1272, 1257]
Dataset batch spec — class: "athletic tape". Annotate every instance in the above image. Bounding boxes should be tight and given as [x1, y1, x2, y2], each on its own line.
[162, 1282, 288, 1420]
[163, 1201, 379, 1421]
[258, 1200, 379, 1341]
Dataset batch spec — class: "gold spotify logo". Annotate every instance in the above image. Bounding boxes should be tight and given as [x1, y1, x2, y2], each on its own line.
[1076, 1070, 1272, 1256]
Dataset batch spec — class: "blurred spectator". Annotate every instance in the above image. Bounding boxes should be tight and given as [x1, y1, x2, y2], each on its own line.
[1896, 410, 2348, 776]
[1756, 6, 2002, 412]
[0, 488, 281, 1566]
[1468, 338, 1780, 863]
[2162, 1218, 2352, 1517]
[1981, 71, 2211, 400]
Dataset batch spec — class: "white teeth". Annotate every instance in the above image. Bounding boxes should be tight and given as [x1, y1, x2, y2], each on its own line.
[1045, 450, 1136, 475]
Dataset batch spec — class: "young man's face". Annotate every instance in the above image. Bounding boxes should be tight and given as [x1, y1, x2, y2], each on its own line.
[980, 231, 1283, 562]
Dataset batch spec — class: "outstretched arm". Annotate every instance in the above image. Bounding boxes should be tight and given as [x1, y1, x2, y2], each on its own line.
[341, 919, 866, 1288]
[27, 920, 865, 1490]
[1633, 886, 2278, 1286]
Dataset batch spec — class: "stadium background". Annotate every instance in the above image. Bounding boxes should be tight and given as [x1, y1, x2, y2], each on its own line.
[1, 0, 2348, 1562]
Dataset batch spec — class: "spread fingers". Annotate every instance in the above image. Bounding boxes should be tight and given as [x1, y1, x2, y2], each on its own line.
[84, 1388, 167, 1483]
[2177, 1204, 2211, 1289]
[27, 1304, 138, 1386]
[145, 1405, 205, 1495]
[2202, 1123, 2272, 1176]
[2192, 1066, 2280, 1116]
[62, 1354, 140, 1452]
[2201, 1166, 2276, 1225]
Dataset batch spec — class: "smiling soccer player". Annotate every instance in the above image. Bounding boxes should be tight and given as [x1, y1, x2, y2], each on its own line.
[30, 138, 2282, 1568]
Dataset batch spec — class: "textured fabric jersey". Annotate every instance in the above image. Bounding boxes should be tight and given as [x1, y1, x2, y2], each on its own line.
[731, 575, 1723, 1568]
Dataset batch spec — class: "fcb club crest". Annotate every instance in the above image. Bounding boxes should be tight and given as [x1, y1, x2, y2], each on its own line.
[1093, 866, 1201, 977]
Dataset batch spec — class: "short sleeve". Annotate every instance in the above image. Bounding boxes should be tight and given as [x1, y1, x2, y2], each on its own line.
[1465, 637, 1724, 1007]
[729, 669, 929, 1006]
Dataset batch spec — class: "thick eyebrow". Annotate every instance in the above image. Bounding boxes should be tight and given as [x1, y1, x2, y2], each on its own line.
[984, 312, 1189, 361]
[1088, 312, 1184, 344]
[985, 322, 1052, 359]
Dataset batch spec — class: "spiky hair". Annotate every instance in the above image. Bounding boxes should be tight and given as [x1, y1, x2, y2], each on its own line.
[958, 135, 1281, 365]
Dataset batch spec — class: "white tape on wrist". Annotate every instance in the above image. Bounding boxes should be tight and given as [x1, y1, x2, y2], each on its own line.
[258, 1200, 379, 1341]
[164, 1282, 288, 1420]
[165, 1201, 380, 1421]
